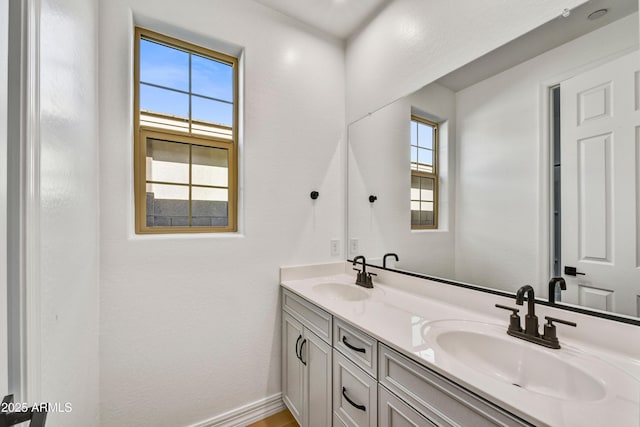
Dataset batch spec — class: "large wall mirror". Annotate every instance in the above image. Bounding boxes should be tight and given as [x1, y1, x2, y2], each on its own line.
[347, 0, 640, 321]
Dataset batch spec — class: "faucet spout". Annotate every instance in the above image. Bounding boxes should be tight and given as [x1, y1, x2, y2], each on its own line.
[383, 253, 399, 269]
[515, 285, 538, 336]
[515, 285, 535, 316]
[548, 277, 566, 304]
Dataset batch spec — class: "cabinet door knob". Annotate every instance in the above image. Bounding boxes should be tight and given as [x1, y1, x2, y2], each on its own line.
[342, 387, 366, 411]
[342, 336, 366, 353]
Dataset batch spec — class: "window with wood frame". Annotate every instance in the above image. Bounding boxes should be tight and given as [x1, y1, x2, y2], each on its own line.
[134, 27, 238, 234]
[410, 116, 438, 229]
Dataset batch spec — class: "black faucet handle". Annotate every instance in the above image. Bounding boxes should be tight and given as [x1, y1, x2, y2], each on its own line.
[545, 316, 576, 328]
[543, 316, 576, 349]
[495, 304, 522, 333]
[495, 304, 519, 314]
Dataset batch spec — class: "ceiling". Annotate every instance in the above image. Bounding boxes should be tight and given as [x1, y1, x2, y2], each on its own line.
[253, 0, 390, 39]
[437, 0, 638, 91]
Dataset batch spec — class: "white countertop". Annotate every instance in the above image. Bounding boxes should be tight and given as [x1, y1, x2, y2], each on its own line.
[280, 263, 640, 427]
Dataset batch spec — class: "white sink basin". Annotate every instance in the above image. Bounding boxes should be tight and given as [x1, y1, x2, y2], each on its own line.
[423, 320, 607, 402]
[312, 282, 368, 301]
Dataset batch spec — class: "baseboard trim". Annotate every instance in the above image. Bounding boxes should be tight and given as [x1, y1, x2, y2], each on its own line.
[188, 393, 285, 427]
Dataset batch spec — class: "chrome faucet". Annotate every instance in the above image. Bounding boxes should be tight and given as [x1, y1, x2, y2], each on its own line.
[495, 285, 576, 349]
[352, 256, 375, 288]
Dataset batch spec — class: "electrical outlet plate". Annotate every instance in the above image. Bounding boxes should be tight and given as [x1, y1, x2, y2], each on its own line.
[330, 239, 340, 256]
[349, 238, 359, 255]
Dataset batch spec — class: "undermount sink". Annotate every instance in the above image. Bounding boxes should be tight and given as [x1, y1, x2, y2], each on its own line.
[312, 282, 368, 301]
[423, 320, 608, 402]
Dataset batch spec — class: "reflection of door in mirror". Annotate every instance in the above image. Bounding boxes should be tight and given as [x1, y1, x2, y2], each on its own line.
[559, 51, 640, 316]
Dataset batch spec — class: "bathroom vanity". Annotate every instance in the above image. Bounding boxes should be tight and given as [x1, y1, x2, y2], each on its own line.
[280, 262, 640, 427]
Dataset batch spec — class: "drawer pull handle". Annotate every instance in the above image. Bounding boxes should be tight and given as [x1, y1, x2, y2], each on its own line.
[295, 335, 303, 361]
[299, 339, 307, 366]
[342, 336, 366, 354]
[342, 387, 366, 411]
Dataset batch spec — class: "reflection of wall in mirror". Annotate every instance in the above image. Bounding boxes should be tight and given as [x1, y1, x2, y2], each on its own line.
[348, 82, 456, 278]
[454, 12, 638, 295]
[345, 0, 588, 122]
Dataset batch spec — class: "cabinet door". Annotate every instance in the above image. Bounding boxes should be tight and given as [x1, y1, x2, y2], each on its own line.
[302, 330, 332, 427]
[334, 350, 377, 427]
[379, 385, 436, 427]
[282, 312, 304, 425]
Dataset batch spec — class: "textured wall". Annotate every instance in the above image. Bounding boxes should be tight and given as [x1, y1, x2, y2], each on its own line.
[98, 0, 345, 425]
[39, 0, 100, 424]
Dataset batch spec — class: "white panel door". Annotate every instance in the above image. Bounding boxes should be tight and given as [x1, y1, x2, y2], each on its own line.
[561, 50, 640, 316]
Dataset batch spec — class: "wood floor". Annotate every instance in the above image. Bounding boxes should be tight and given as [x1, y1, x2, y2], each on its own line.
[247, 409, 298, 427]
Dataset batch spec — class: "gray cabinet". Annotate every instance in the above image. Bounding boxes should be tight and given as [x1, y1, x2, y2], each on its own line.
[378, 344, 531, 427]
[379, 385, 436, 427]
[282, 312, 304, 423]
[333, 350, 377, 427]
[281, 286, 534, 427]
[333, 318, 377, 378]
[282, 290, 332, 427]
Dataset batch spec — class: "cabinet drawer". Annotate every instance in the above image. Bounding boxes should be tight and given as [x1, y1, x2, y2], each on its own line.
[379, 344, 531, 427]
[282, 288, 332, 344]
[334, 318, 377, 378]
[379, 384, 436, 427]
[333, 349, 377, 427]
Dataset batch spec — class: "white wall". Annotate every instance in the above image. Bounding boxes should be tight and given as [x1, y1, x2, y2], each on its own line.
[98, 0, 345, 425]
[345, 0, 588, 123]
[38, 0, 100, 425]
[454, 13, 639, 295]
[0, 0, 8, 397]
[347, 82, 456, 277]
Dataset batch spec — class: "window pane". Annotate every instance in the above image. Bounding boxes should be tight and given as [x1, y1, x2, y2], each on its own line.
[192, 186, 228, 202]
[140, 39, 189, 91]
[411, 175, 420, 189]
[420, 177, 434, 202]
[146, 183, 189, 227]
[418, 148, 432, 167]
[140, 84, 189, 120]
[420, 210, 434, 226]
[146, 138, 189, 184]
[192, 145, 228, 187]
[421, 176, 434, 191]
[192, 54, 233, 102]
[192, 95, 233, 127]
[417, 122, 433, 149]
[410, 121, 418, 146]
[411, 210, 420, 225]
[411, 146, 418, 165]
[192, 187, 228, 227]
[420, 189, 433, 202]
[421, 201, 434, 212]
